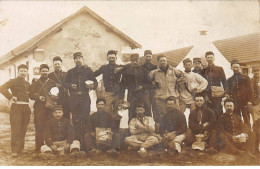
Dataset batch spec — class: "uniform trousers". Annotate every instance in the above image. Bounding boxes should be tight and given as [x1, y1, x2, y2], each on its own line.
[125, 134, 159, 149]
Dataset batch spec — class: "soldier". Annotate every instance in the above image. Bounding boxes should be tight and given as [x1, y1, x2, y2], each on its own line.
[0, 64, 31, 157]
[226, 60, 253, 127]
[192, 57, 203, 75]
[48, 56, 70, 119]
[141, 50, 157, 73]
[94, 50, 122, 120]
[64, 52, 98, 144]
[120, 53, 152, 121]
[202, 51, 226, 120]
[250, 65, 260, 152]
[29, 64, 57, 153]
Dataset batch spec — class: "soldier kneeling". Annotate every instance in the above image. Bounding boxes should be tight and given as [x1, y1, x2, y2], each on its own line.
[39, 105, 85, 159]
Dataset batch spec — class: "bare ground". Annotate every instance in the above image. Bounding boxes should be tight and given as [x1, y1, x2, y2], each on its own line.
[0, 112, 259, 166]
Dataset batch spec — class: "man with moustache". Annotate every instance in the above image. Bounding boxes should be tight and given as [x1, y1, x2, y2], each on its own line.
[201, 51, 226, 120]
[29, 64, 57, 153]
[64, 52, 98, 144]
[192, 57, 204, 75]
[48, 56, 70, 119]
[226, 60, 253, 127]
[120, 53, 152, 121]
[141, 50, 157, 73]
[217, 98, 255, 158]
[94, 50, 122, 121]
[0, 64, 31, 157]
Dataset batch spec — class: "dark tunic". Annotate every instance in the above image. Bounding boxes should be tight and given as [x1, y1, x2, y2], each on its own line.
[250, 77, 260, 106]
[141, 62, 157, 73]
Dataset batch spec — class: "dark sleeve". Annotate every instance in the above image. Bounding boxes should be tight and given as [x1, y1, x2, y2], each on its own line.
[44, 120, 53, 147]
[246, 76, 254, 103]
[88, 68, 98, 90]
[216, 115, 225, 133]
[109, 114, 116, 132]
[29, 79, 39, 101]
[176, 113, 187, 135]
[206, 108, 216, 130]
[64, 70, 72, 89]
[188, 111, 204, 133]
[66, 120, 74, 144]
[142, 68, 152, 90]
[0, 79, 13, 100]
[85, 115, 93, 133]
[94, 65, 105, 77]
[159, 116, 166, 134]
[225, 78, 231, 95]
[119, 70, 127, 99]
[220, 67, 226, 89]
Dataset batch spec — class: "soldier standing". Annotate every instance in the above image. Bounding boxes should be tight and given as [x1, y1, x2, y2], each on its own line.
[0, 64, 31, 157]
[48, 56, 70, 119]
[29, 64, 56, 153]
[64, 52, 98, 144]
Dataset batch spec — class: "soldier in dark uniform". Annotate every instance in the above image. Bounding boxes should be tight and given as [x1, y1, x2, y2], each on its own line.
[0, 64, 31, 157]
[202, 51, 226, 120]
[29, 64, 57, 153]
[192, 57, 203, 75]
[226, 60, 253, 127]
[64, 52, 98, 144]
[250, 65, 260, 152]
[120, 53, 152, 121]
[94, 50, 122, 123]
[48, 56, 70, 119]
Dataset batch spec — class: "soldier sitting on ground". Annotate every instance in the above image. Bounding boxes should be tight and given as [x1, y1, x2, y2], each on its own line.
[39, 105, 84, 159]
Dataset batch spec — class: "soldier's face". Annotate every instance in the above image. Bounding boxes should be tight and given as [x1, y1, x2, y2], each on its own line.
[53, 109, 63, 120]
[53, 60, 62, 71]
[145, 54, 152, 62]
[40, 68, 49, 78]
[107, 54, 117, 62]
[74, 56, 84, 66]
[231, 64, 240, 74]
[206, 55, 215, 65]
[97, 101, 106, 112]
[166, 100, 177, 110]
[193, 61, 202, 69]
[224, 102, 234, 114]
[130, 59, 139, 67]
[136, 107, 145, 117]
[184, 62, 193, 72]
[195, 96, 204, 108]
[17, 68, 28, 78]
[159, 57, 167, 68]
[253, 69, 260, 78]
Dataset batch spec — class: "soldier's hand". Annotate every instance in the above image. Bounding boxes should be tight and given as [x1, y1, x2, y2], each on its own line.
[203, 122, 209, 128]
[114, 67, 124, 73]
[50, 145, 58, 151]
[225, 94, 230, 98]
[11, 96, 17, 102]
[39, 96, 45, 102]
[65, 143, 70, 152]
[71, 84, 77, 89]
[51, 95, 58, 100]
[86, 84, 94, 90]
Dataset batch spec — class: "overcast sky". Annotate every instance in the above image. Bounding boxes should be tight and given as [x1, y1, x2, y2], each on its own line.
[0, 0, 259, 57]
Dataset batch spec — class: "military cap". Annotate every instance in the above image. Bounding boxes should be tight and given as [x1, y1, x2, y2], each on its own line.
[40, 64, 49, 70]
[73, 52, 83, 59]
[136, 103, 145, 108]
[231, 59, 240, 66]
[157, 54, 167, 61]
[130, 53, 139, 60]
[53, 56, 62, 62]
[166, 96, 177, 103]
[252, 65, 260, 71]
[144, 50, 152, 56]
[183, 58, 192, 65]
[205, 51, 214, 57]
[107, 50, 117, 56]
[193, 57, 202, 63]
[52, 105, 63, 112]
[17, 64, 28, 70]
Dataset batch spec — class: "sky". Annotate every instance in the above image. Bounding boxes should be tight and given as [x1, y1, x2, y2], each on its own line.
[0, 0, 259, 57]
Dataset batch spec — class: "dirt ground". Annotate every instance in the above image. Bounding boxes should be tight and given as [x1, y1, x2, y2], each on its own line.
[0, 112, 259, 166]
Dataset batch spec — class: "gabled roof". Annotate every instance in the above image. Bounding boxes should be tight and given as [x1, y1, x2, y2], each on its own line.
[151, 46, 193, 67]
[213, 32, 260, 64]
[0, 6, 142, 65]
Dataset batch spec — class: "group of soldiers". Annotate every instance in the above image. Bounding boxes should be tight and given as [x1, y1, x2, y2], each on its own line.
[0, 49, 259, 160]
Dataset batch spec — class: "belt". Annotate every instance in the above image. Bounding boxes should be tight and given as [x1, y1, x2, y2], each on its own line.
[70, 91, 88, 95]
[13, 101, 29, 105]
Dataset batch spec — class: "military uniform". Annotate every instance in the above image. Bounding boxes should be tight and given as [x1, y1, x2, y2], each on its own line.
[0, 77, 31, 154]
[226, 72, 253, 126]
[120, 65, 152, 120]
[64, 65, 98, 142]
[202, 64, 226, 119]
[29, 76, 56, 151]
[49, 70, 70, 119]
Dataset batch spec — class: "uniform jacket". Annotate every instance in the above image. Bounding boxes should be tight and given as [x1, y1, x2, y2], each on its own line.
[129, 116, 155, 139]
[202, 64, 226, 94]
[0, 77, 30, 102]
[44, 117, 74, 146]
[250, 77, 260, 105]
[160, 108, 187, 136]
[141, 62, 157, 73]
[226, 73, 253, 105]
[189, 106, 216, 135]
[94, 63, 122, 93]
[150, 65, 185, 99]
[64, 66, 98, 94]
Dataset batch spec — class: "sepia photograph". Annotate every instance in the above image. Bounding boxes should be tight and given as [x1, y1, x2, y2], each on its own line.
[0, 0, 259, 166]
